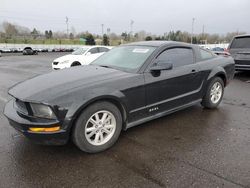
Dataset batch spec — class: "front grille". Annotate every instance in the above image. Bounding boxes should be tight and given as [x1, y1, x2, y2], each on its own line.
[53, 62, 59, 65]
[14, 99, 28, 115]
[235, 60, 250, 65]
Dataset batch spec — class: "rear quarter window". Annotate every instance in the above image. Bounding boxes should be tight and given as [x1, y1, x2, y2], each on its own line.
[200, 48, 215, 60]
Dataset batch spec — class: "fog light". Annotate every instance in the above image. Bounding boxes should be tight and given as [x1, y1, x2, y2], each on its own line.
[29, 126, 60, 132]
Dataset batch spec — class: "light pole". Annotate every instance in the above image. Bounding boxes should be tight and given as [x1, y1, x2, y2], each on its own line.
[191, 18, 195, 44]
[130, 20, 134, 35]
[65, 17, 69, 38]
[101, 24, 104, 45]
[130, 20, 134, 42]
[202, 24, 206, 44]
[101, 24, 104, 36]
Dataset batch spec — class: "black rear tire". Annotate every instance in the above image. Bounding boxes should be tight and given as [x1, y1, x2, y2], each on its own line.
[201, 77, 224, 109]
[72, 101, 122, 153]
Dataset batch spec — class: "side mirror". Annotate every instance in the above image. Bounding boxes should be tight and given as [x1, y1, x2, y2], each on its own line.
[150, 62, 173, 72]
[86, 52, 91, 56]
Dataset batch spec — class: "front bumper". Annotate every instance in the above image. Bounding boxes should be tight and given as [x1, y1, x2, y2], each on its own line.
[235, 60, 250, 70]
[4, 99, 70, 145]
[52, 63, 70, 70]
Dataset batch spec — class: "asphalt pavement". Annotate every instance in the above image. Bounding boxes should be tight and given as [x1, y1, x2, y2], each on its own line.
[0, 53, 249, 188]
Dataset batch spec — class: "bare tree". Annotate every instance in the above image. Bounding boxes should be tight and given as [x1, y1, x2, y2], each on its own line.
[3, 22, 18, 38]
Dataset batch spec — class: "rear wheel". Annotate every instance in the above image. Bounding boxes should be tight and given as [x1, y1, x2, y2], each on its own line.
[201, 77, 224, 109]
[72, 101, 122, 153]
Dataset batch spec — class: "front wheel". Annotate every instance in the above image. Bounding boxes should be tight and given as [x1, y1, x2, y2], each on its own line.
[71, 61, 81, 67]
[201, 77, 224, 109]
[72, 101, 122, 153]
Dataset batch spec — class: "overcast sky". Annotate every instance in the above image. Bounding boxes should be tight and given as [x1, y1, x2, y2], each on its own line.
[1, 0, 250, 35]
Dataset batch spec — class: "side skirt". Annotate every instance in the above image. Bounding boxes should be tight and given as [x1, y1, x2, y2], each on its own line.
[126, 99, 202, 129]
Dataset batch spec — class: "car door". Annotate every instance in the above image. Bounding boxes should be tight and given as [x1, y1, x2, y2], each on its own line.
[144, 46, 203, 115]
[84, 47, 100, 64]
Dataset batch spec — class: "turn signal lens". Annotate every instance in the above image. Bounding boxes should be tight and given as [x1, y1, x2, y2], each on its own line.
[29, 126, 60, 132]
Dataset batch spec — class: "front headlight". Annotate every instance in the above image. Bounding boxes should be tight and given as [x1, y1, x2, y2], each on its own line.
[30, 103, 56, 119]
[59, 60, 69, 64]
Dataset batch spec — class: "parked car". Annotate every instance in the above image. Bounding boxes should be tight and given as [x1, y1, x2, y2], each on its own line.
[42, 48, 49, 52]
[10, 48, 19, 53]
[1, 47, 11, 53]
[23, 47, 38, 55]
[228, 34, 250, 71]
[17, 48, 23, 53]
[4, 41, 235, 153]
[213, 51, 230, 56]
[211, 47, 225, 52]
[52, 46, 111, 70]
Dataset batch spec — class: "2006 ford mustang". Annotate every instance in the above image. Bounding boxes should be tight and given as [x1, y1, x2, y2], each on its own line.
[4, 41, 235, 153]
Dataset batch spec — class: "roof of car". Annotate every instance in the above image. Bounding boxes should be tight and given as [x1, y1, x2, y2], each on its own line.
[234, 34, 250, 38]
[24, 47, 32, 49]
[79, 45, 112, 49]
[123, 41, 193, 47]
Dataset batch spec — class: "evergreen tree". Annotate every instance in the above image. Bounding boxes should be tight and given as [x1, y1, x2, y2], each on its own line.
[45, 30, 49, 39]
[48, 30, 53, 39]
[31, 28, 39, 39]
[69, 33, 74, 40]
[145, 36, 152, 41]
[102, 34, 109, 45]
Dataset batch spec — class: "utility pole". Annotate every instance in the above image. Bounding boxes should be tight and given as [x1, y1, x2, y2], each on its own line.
[101, 24, 104, 45]
[130, 20, 134, 42]
[107, 28, 111, 35]
[201, 25, 207, 44]
[168, 24, 172, 41]
[107, 28, 111, 45]
[202, 25, 205, 37]
[101, 24, 104, 36]
[202, 25, 205, 44]
[130, 20, 134, 35]
[65, 17, 69, 38]
[191, 18, 195, 44]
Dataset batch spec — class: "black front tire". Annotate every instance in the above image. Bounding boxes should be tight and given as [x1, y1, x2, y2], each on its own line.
[201, 77, 224, 109]
[72, 101, 122, 153]
[71, 61, 81, 67]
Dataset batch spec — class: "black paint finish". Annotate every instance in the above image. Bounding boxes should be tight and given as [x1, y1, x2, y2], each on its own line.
[4, 41, 235, 145]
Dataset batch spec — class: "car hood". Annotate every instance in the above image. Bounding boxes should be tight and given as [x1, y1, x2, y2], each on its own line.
[53, 54, 83, 62]
[9, 65, 130, 103]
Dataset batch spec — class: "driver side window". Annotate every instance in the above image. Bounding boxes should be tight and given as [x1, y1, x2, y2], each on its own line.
[157, 47, 194, 68]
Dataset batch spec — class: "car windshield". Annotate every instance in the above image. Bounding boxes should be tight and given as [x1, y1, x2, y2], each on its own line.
[72, 48, 89, 55]
[92, 46, 156, 72]
[231, 37, 250, 48]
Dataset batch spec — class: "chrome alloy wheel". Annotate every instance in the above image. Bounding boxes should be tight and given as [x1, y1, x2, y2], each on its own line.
[210, 81, 223, 104]
[85, 110, 116, 146]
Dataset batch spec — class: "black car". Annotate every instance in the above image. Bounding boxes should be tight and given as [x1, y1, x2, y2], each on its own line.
[23, 47, 38, 55]
[4, 41, 235, 153]
[228, 34, 250, 71]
